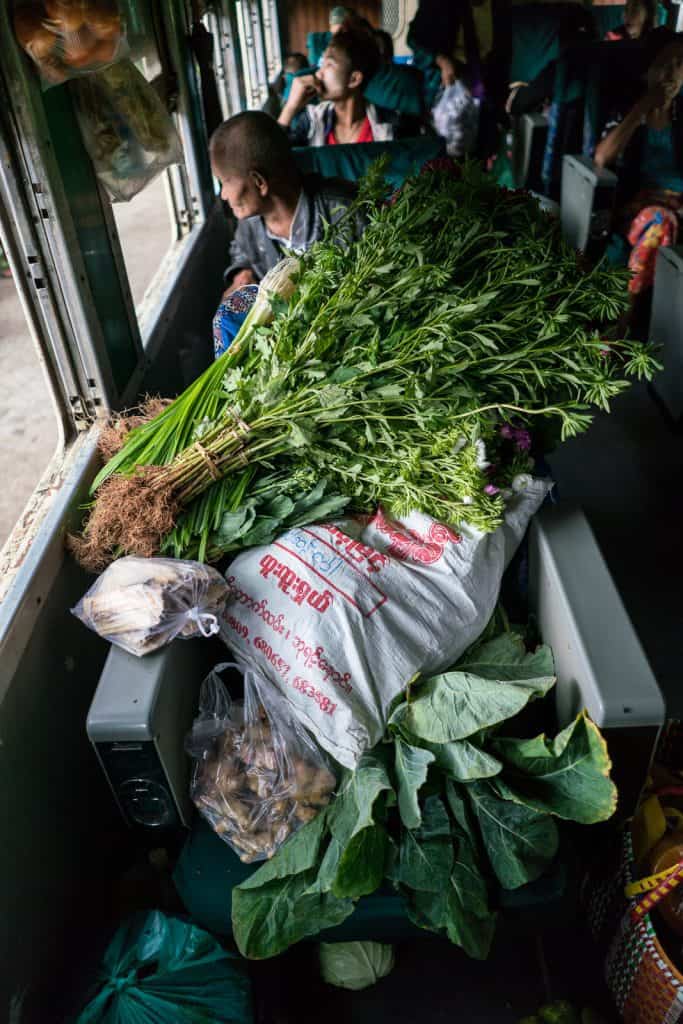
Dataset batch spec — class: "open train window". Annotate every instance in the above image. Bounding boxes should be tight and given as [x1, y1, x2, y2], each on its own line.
[104, 0, 205, 338]
[0, 0, 215, 597]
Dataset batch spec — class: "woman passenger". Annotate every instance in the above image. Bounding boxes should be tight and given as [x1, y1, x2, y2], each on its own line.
[595, 31, 683, 310]
[604, 0, 656, 42]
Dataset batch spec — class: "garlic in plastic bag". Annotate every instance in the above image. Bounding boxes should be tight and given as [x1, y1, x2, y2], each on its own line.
[72, 556, 228, 656]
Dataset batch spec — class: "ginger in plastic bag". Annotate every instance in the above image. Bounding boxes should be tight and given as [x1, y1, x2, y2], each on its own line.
[186, 664, 336, 863]
[13, 0, 127, 89]
[71, 557, 229, 656]
[71, 59, 183, 202]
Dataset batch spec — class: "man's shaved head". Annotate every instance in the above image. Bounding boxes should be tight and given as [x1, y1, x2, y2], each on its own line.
[210, 111, 297, 187]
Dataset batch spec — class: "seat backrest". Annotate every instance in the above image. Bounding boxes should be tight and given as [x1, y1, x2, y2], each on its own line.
[293, 136, 446, 190]
[509, 2, 594, 84]
[364, 64, 426, 117]
[306, 30, 331, 68]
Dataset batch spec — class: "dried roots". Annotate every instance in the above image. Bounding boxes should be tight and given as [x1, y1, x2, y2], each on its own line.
[67, 468, 179, 573]
[97, 397, 173, 462]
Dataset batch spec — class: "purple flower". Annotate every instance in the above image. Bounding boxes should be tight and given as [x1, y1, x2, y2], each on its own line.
[484, 484, 500, 496]
[500, 424, 514, 440]
[513, 428, 532, 452]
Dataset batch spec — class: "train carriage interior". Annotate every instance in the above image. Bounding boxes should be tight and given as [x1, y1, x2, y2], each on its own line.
[0, 0, 682, 1021]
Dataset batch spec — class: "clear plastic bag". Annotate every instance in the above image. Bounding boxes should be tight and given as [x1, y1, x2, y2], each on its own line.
[72, 60, 183, 202]
[12, 0, 127, 89]
[186, 663, 336, 863]
[71, 556, 229, 656]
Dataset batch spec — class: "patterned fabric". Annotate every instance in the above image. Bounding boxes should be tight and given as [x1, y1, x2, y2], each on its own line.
[431, 81, 479, 158]
[625, 195, 680, 294]
[542, 98, 561, 189]
[212, 285, 258, 359]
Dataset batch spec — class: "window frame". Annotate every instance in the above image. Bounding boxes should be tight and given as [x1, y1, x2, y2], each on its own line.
[206, 1, 247, 119]
[260, 0, 283, 84]
[235, 0, 270, 108]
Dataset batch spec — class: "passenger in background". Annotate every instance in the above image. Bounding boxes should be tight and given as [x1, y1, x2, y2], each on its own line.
[306, 6, 354, 68]
[505, 6, 595, 116]
[284, 52, 309, 77]
[605, 0, 656, 42]
[278, 26, 393, 145]
[271, 52, 308, 104]
[330, 5, 353, 36]
[595, 30, 683, 309]
[211, 111, 362, 296]
[406, 0, 503, 158]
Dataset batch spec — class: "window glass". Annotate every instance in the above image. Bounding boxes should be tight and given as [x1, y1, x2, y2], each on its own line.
[112, 174, 176, 311]
[0, 240, 60, 549]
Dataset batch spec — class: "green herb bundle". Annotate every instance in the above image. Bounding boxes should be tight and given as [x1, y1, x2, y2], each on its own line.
[232, 621, 616, 960]
[73, 162, 657, 570]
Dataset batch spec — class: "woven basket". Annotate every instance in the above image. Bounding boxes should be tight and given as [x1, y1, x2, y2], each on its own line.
[587, 830, 683, 1024]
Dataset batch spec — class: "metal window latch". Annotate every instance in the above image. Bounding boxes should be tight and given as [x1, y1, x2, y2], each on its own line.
[27, 255, 48, 294]
[69, 395, 95, 428]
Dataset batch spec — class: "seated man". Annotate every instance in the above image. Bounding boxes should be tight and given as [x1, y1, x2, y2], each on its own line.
[210, 111, 363, 297]
[278, 26, 394, 146]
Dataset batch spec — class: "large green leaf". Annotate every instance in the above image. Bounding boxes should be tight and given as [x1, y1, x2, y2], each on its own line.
[405, 841, 496, 960]
[458, 632, 555, 684]
[232, 867, 354, 959]
[394, 737, 435, 828]
[237, 807, 329, 891]
[433, 738, 503, 781]
[317, 750, 394, 895]
[390, 670, 554, 745]
[328, 751, 394, 850]
[213, 504, 256, 545]
[289, 494, 350, 527]
[446, 842, 497, 959]
[467, 781, 558, 889]
[393, 795, 454, 893]
[491, 712, 617, 824]
[445, 781, 480, 847]
[396, 830, 453, 893]
[333, 823, 389, 898]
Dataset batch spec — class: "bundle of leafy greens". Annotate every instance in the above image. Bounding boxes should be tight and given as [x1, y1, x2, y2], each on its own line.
[231, 621, 617, 960]
[72, 161, 658, 571]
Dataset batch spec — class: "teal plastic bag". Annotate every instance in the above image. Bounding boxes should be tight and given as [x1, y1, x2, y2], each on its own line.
[490, 132, 515, 190]
[76, 911, 253, 1023]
